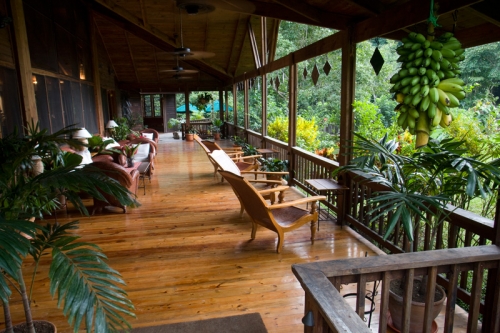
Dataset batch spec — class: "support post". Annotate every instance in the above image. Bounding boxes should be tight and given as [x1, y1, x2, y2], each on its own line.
[261, 17, 268, 142]
[338, 27, 356, 225]
[8, 0, 37, 128]
[90, 11, 104, 134]
[288, 61, 297, 186]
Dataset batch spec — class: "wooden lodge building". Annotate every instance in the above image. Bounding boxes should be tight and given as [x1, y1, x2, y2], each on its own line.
[1, 0, 500, 332]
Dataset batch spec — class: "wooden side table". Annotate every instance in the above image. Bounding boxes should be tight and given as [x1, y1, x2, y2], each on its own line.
[305, 179, 349, 229]
[257, 148, 279, 158]
[137, 162, 151, 195]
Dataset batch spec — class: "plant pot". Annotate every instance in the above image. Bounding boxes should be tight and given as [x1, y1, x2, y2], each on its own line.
[213, 133, 221, 140]
[186, 133, 194, 141]
[388, 279, 446, 333]
[126, 157, 134, 167]
[0, 320, 57, 333]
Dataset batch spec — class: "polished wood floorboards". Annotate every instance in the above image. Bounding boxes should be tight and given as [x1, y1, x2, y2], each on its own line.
[4, 135, 381, 332]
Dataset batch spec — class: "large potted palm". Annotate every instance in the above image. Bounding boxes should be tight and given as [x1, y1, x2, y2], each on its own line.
[0, 122, 139, 333]
[333, 133, 500, 333]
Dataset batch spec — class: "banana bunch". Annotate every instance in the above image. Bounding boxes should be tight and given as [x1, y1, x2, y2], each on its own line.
[390, 31, 466, 147]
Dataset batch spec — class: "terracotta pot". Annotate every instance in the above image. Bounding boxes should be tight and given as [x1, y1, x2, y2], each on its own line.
[213, 133, 221, 140]
[0, 320, 57, 333]
[388, 281, 446, 333]
[186, 133, 194, 141]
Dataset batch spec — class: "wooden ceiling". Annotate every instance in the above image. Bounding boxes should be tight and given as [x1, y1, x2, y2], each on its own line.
[85, 0, 500, 93]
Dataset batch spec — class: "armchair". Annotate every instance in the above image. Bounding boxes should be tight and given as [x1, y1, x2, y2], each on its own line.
[127, 137, 157, 177]
[219, 170, 326, 253]
[91, 161, 139, 214]
[209, 150, 289, 216]
[140, 128, 159, 144]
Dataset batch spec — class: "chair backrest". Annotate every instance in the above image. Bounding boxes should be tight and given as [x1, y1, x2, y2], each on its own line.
[210, 150, 241, 176]
[219, 170, 278, 232]
[201, 140, 222, 152]
[194, 134, 211, 154]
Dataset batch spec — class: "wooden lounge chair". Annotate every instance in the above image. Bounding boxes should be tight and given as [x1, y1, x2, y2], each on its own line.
[218, 170, 326, 253]
[194, 135, 260, 179]
[209, 149, 289, 216]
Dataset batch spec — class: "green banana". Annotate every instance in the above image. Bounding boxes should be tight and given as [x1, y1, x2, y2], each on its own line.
[440, 58, 451, 70]
[418, 67, 427, 76]
[437, 101, 450, 114]
[430, 41, 443, 50]
[420, 76, 429, 86]
[440, 78, 465, 86]
[429, 87, 439, 103]
[399, 69, 409, 78]
[408, 67, 418, 76]
[410, 83, 421, 96]
[432, 107, 442, 127]
[448, 90, 466, 100]
[390, 73, 400, 83]
[419, 95, 430, 112]
[404, 94, 414, 105]
[426, 69, 437, 81]
[401, 77, 413, 87]
[445, 91, 460, 107]
[413, 57, 423, 67]
[431, 50, 443, 62]
[424, 47, 433, 58]
[411, 75, 420, 86]
[408, 107, 420, 119]
[436, 70, 445, 79]
[411, 43, 422, 51]
[415, 33, 426, 44]
[398, 111, 408, 126]
[401, 85, 411, 95]
[411, 93, 423, 107]
[430, 59, 441, 71]
[422, 57, 431, 68]
[414, 49, 424, 59]
[443, 41, 461, 51]
[420, 85, 430, 97]
[443, 70, 456, 78]
[428, 102, 437, 119]
[440, 48, 456, 58]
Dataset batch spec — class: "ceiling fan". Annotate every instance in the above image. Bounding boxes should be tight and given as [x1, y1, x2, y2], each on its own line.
[159, 55, 199, 74]
[165, 7, 215, 59]
[176, 0, 256, 15]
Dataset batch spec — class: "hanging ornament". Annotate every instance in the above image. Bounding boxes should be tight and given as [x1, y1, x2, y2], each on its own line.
[323, 57, 332, 76]
[275, 76, 280, 90]
[370, 37, 385, 75]
[311, 63, 320, 86]
[303, 67, 308, 79]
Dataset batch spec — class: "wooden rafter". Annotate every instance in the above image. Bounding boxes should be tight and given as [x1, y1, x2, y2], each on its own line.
[234, 17, 251, 77]
[469, 5, 500, 27]
[232, 1, 351, 30]
[226, 14, 242, 74]
[248, 20, 261, 69]
[125, 32, 139, 83]
[268, 19, 280, 64]
[260, 17, 267, 67]
[345, 0, 384, 15]
[86, 0, 231, 82]
[272, 0, 350, 27]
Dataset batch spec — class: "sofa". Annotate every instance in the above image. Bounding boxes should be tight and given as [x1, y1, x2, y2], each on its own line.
[140, 128, 160, 143]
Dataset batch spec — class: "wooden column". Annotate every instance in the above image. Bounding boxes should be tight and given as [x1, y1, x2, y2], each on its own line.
[232, 84, 237, 126]
[339, 27, 356, 167]
[218, 90, 224, 121]
[261, 17, 268, 140]
[244, 79, 249, 131]
[338, 27, 356, 225]
[8, 0, 37, 128]
[288, 62, 297, 185]
[90, 11, 104, 134]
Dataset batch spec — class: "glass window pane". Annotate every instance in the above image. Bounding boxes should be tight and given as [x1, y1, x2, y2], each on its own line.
[154, 94, 161, 117]
[144, 96, 152, 117]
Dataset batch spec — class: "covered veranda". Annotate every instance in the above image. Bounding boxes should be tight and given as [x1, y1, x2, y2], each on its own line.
[3, 135, 382, 332]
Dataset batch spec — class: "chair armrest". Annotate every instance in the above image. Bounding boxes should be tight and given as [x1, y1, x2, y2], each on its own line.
[243, 171, 289, 176]
[268, 196, 326, 209]
[257, 185, 289, 196]
[248, 179, 283, 185]
[231, 154, 262, 161]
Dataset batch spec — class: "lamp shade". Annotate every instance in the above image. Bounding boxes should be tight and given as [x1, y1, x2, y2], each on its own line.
[106, 120, 118, 128]
[73, 128, 92, 139]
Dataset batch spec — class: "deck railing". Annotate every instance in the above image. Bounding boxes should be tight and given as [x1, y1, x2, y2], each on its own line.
[293, 245, 500, 333]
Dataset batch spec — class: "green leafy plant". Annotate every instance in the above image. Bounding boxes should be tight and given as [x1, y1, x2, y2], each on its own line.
[167, 118, 182, 130]
[212, 119, 224, 133]
[186, 126, 198, 134]
[333, 133, 500, 243]
[112, 117, 131, 141]
[88, 135, 115, 155]
[0, 121, 138, 333]
[195, 92, 213, 111]
[259, 157, 288, 172]
[122, 143, 141, 159]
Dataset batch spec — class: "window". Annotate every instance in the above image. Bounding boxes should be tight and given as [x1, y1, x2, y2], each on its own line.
[143, 94, 162, 117]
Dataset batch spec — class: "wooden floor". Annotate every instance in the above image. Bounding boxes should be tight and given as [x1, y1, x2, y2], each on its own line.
[4, 134, 382, 332]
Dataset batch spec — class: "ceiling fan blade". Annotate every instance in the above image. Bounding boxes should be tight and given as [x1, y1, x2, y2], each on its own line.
[179, 51, 215, 59]
[159, 69, 199, 74]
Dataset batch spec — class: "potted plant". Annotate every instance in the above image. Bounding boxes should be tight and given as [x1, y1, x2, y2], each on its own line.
[211, 119, 224, 140]
[332, 133, 500, 333]
[258, 157, 289, 181]
[195, 92, 213, 111]
[88, 134, 116, 155]
[185, 126, 197, 142]
[122, 143, 141, 167]
[167, 118, 182, 140]
[0, 122, 138, 333]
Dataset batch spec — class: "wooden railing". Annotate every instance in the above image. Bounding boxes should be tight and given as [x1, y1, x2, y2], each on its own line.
[293, 245, 500, 333]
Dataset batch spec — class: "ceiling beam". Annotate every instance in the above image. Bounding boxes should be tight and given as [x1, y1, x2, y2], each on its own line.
[469, 2, 500, 27]
[86, 0, 231, 82]
[272, 0, 350, 27]
[345, 0, 384, 15]
[454, 22, 500, 48]
[268, 19, 280, 63]
[353, 0, 483, 43]
[248, 20, 261, 69]
[236, 1, 352, 30]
